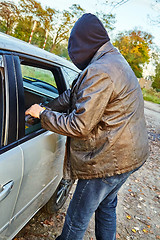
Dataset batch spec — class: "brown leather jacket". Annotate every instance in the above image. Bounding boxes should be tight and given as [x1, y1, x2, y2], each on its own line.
[41, 41, 149, 180]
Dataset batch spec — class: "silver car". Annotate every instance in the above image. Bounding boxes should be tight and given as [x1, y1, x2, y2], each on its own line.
[0, 32, 79, 240]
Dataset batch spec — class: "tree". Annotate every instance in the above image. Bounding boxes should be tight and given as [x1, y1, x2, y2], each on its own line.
[49, 4, 116, 54]
[12, 1, 86, 54]
[49, 4, 85, 53]
[14, 16, 46, 47]
[0, 0, 116, 58]
[19, 0, 55, 29]
[53, 42, 70, 60]
[13, 0, 55, 47]
[152, 61, 160, 90]
[14, 15, 34, 42]
[114, 30, 153, 77]
[0, 1, 19, 34]
[96, 11, 116, 31]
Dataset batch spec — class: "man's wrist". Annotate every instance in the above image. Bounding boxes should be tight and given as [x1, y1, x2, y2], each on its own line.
[39, 109, 45, 119]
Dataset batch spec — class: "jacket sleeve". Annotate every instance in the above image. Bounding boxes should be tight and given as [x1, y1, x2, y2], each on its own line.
[46, 89, 71, 112]
[40, 67, 113, 137]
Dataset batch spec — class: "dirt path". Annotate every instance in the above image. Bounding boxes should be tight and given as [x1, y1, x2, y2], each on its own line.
[15, 101, 160, 240]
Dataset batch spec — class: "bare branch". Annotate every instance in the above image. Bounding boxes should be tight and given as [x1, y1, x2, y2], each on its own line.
[104, 0, 130, 11]
[149, 0, 160, 27]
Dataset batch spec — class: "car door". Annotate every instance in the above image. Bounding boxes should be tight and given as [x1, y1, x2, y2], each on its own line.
[0, 54, 23, 239]
[0, 146, 23, 239]
[6, 56, 67, 238]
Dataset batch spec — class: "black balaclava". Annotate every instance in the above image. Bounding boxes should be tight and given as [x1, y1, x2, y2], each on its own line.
[68, 13, 110, 70]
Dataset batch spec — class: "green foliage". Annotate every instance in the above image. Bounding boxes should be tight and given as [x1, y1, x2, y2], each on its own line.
[142, 88, 160, 104]
[0, 21, 7, 33]
[43, 35, 53, 52]
[52, 43, 70, 60]
[18, 0, 55, 29]
[0, 1, 19, 34]
[113, 30, 153, 78]
[13, 16, 32, 41]
[152, 62, 160, 90]
[13, 15, 46, 47]
[49, 4, 86, 53]
[30, 22, 46, 48]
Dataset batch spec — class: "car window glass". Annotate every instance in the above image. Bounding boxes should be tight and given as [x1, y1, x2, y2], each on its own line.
[21, 64, 58, 91]
[62, 67, 79, 87]
[21, 64, 59, 135]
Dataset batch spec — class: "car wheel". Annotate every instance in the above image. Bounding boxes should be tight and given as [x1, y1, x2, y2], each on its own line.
[43, 179, 74, 214]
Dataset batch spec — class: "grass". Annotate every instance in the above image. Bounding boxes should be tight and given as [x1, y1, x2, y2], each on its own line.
[142, 88, 160, 104]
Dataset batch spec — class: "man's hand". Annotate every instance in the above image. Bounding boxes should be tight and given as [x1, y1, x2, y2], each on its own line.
[25, 104, 44, 119]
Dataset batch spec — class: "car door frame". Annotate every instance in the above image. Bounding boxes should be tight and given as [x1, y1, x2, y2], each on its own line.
[0, 50, 78, 239]
[6, 52, 68, 238]
[0, 53, 24, 238]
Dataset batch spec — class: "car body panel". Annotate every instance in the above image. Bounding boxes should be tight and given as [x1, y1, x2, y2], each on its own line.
[6, 132, 66, 239]
[0, 146, 23, 239]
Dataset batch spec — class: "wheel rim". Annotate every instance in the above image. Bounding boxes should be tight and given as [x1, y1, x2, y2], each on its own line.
[56, 180, 73, 206]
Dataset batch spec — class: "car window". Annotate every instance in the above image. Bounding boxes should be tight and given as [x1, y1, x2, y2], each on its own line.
[21, 64, 59, 135]
[62, 67, 79, 87]
[21, 65, 58, 94]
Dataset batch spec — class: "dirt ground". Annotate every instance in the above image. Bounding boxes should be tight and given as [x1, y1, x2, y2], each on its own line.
[15, 101, 160, 240]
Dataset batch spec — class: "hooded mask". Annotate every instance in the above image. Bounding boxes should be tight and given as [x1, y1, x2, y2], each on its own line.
[68, 13, 110, 70]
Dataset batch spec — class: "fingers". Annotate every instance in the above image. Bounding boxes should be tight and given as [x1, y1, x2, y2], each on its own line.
[25, 104, 44, 118]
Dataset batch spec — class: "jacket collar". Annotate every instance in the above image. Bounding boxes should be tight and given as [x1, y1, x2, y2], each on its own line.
[90, 41, 117, 64]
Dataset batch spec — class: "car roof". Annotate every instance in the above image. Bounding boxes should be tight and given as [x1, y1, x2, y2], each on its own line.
[0, 32, 79, 71]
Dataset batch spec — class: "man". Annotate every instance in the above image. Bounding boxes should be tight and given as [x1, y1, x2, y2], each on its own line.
[26, 13, 149, 240]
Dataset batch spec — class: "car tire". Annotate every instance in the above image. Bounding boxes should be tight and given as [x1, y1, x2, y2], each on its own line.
[43, 179, 74, 214]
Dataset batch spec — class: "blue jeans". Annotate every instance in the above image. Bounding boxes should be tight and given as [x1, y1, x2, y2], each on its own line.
[56, 169, 138, 240]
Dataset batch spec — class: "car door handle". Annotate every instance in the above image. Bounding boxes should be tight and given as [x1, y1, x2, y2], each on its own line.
[0, 181, 14, 202]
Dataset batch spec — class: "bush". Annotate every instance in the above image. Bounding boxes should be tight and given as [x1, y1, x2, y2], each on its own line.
[142, 88, 160, 104]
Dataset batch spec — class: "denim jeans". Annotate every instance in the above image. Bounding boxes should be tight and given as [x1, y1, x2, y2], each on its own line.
[56, 168, 138, 240]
